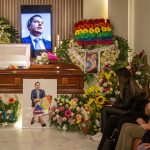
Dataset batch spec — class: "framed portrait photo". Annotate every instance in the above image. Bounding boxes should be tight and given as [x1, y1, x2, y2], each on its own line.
[85, 51, 99, 73]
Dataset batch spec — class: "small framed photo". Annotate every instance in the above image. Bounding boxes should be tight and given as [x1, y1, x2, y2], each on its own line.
[85, 51, 99, 73]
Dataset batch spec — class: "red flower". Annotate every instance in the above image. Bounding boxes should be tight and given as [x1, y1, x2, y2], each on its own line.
[8, 98, 15, 104]
[100, 19, 105, 23]
[65, 109, 72, 118]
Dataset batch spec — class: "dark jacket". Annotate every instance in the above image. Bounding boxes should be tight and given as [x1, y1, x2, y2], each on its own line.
[31, 89, 45, 107]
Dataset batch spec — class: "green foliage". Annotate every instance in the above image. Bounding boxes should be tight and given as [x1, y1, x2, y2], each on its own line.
[56, 39, 72, 64]
[111, 36, 129, 71]
[84, 74, 96, 85]
[0, 17, 19, 43]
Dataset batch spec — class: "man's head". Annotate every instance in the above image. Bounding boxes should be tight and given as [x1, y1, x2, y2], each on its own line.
[35, 82, 40, 90]
[27, 15, 44, 37]
[145, 102, 150, 116]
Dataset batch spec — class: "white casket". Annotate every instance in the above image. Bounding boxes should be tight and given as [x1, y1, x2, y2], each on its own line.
[0, 44, 30, 69]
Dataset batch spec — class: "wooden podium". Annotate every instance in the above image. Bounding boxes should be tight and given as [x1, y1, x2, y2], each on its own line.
[0, 63, 84, 94]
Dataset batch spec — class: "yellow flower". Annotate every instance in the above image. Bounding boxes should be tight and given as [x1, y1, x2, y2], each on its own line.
[87, 98, 94, 107]
[68, 100, 77, 108]
[101, 27, 106, 32]
[82, 28, 88, 34]
[95, 27, 100, 33]
[105, 73, 111, 80]
[106, 27, 112, 32]
[99, 70, 105, 79]
[89, 28, 95, 34]
[75, 30, 80, 35]
[95, 96, 106, 109]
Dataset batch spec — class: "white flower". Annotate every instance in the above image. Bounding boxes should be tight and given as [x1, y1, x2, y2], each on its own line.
[55, 109, 59, 113]
[56, 114, 60, 119]
[135, 71, 142, 75]
[36, 56, 41, 61]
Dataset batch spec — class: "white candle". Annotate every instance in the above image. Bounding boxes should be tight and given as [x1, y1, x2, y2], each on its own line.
[54, 47, 57, 56]
[60, 41, 62, 45]
[57, 35, 60, 41]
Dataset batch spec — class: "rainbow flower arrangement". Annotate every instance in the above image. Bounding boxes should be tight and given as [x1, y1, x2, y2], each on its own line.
[98, 64, 119, 98]
[0, 96, 19, 123]
[74, 19, 113, 47]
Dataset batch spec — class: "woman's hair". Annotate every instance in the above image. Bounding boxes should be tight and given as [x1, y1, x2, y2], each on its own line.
[115, 67, 131, 78]
[116, 67, 142, 98]
[130, 77, 142, 96]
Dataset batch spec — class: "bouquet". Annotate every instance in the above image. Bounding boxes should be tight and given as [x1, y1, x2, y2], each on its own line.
[34, 52, 59, 64]
[49, 95, 86, 131]
[83, 86, 107, 134]
[0, 96, 19, 123]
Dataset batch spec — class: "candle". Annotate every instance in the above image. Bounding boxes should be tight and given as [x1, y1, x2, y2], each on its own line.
[60, 41, 62, 45]
[57, 35, 60, 41]
[54, 47, 57, 56]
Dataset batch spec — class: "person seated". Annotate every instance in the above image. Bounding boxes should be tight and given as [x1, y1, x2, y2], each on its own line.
[97, 67, 142, 150]
[115, 101, 150, 150]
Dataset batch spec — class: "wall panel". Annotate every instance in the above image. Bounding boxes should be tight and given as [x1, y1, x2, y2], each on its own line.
[0, 0, 83, 48]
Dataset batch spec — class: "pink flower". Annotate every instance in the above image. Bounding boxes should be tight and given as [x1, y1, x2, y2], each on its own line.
[65, 109, 72, 118]
[58, 106, 65, 112]
[51, 106, 56, 111]
[72, 98, 78, 102]
[48, 52, 59, 61]
[62, 117, 67, 122]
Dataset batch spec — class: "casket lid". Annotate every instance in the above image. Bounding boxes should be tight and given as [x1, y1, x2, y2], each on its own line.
[0, 44, 30, 69]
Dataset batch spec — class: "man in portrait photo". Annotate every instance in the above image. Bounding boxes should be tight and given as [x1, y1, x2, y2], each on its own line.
[31, 81, 47, 127]
[21, 15, 52, 57]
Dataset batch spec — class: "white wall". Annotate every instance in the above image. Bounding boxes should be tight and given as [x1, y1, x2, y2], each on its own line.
[133, 0, 150, 66]
[108, 0, 128, 40]
[83, 0, 106, 19]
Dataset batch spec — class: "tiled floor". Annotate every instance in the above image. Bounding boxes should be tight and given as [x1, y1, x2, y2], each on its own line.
[0, 127, 99, 150]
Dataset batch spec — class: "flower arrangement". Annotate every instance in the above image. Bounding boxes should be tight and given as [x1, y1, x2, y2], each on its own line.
[98, 64, 119, 98]
[134, 64, 149, 87]
[0, 96, 19, 123]
[34, 52, 59, 64]
[83, 86, 107, 134]
[130, 50, 150, 87]
[0, 17, 19, 43]
[100, 49, 120, 68]
[49, 95, 86, 131]
[74, 19, 113, 47]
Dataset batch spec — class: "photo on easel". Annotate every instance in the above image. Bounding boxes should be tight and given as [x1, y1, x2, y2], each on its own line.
[85, 51, 99, 73]
[23, 79, 57, 128]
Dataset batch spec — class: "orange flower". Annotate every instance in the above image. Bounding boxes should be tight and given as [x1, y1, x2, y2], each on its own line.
[94, 24, 99, 28]
[83, 24, 88, 29]
[8, 98, 15, 104]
